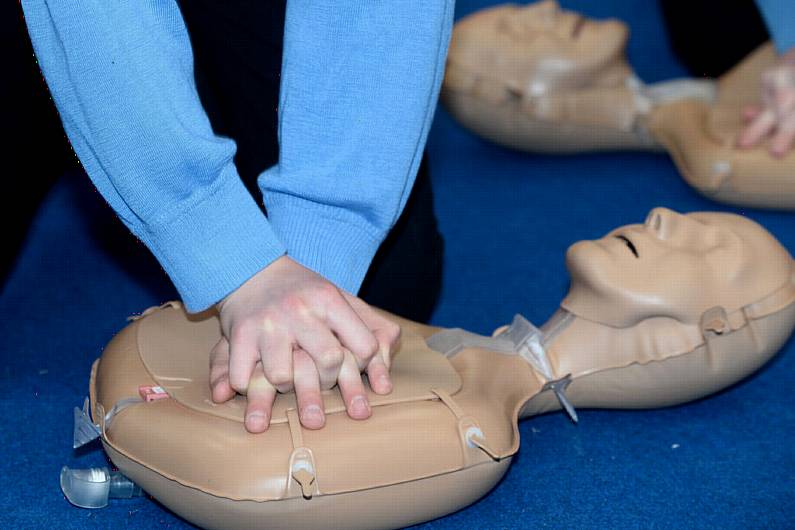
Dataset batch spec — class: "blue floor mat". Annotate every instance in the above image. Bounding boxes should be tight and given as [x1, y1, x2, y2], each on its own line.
[2, 1, 793, 528]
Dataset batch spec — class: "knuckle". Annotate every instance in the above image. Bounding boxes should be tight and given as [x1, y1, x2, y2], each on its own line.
[314, 282, 341, 306]
[267, 369, 293, 387]
[360, 335, 378, 358]
[317, 348, 344, 370]
[229, 378, 247, 394]
[281, 293, 307, 314]
[386, 322, 401, 343]
[259, 310, 282, 334]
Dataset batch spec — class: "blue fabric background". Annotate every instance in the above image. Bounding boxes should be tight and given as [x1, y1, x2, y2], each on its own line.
[1, 1, 792, 528]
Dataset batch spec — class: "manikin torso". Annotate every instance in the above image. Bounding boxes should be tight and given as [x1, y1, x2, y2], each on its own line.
[442, 2, 794, 208]
[84, 207, 795, 530]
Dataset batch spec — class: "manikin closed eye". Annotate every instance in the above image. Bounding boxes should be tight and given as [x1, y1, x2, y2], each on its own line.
[614, 234, 638, 257]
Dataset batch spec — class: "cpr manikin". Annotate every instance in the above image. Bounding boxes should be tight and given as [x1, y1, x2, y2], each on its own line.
[69, 208, 795, 530]
[442, 1, 795, 209]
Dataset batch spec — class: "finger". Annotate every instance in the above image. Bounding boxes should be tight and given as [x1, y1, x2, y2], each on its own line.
[323, 294, 378, 367]
[770, 118, 795, 157]
[341, 293, 401, 370]
[258, 323, 294, 394]
[365, 354, 392, 395]
[293, 348, 325, 429]
[293, 315, 345, 390]
[338, 350, 371, 420]
[737, 108, 776, 148]
[209, 338, 235, 403]
[366, 320, 400, 371]
[244, 362, 277, 433]
[491, 324, 510, 337]
[743, 104, 762, 123]
[228, 325, 260, 394]
[773, 86, 795, 115]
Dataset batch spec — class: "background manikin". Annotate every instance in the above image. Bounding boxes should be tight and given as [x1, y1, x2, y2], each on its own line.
[442, 2, 795, 209]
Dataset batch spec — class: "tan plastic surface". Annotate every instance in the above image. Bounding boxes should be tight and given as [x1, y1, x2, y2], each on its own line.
[91, 209, 795, 529]
[443, 2, 795, 208]
[136, 308, 461, 424]
[649, 44, 795, 209]
[442, 1, 654, 152]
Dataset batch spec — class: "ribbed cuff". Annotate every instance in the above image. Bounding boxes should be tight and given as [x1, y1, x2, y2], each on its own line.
[142, 163, 286, 312]
[265, 192, 382, 295]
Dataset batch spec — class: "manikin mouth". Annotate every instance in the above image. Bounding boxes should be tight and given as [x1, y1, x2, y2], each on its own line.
[614, 234, 639, 258]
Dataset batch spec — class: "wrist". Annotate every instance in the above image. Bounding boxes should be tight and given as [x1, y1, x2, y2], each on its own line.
[216, 255, 295, 312]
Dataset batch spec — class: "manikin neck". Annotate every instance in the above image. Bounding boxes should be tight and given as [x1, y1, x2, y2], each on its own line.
[518, 307, 703, 420]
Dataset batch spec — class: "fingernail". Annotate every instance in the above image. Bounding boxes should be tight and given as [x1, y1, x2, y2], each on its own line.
[246, 411, 268, 432]
[302, 405, 323, 424]
[350, 396, 370, 416]
[379, 374, 392, 392]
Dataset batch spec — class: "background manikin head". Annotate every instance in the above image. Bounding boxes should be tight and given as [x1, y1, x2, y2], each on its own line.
[447, 1, 630, 96]
[561, 207, 793, 327]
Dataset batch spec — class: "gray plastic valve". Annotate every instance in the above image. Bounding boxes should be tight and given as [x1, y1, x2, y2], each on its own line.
[60, 466, 144, 508]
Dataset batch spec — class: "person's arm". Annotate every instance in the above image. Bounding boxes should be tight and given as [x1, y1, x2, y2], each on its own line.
[21, 0, 285, 313]
[216, 1, 455, 432]
[261, 0, 455, 294]
[755, 0, 795, 54]
[21, 1, 387, 431]
[21, 0, 419, 432]
[738, 0, 795, 156]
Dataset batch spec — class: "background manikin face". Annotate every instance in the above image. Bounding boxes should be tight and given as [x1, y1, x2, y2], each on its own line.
[562, 207, 793, 327]
[448, 1, 629, 95]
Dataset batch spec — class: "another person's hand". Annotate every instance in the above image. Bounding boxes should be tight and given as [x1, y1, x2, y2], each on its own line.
[738, 47, 795, 157]
[210, 255, 400, 433]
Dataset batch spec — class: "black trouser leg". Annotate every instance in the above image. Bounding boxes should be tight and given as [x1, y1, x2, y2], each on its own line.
[358, 156, 444, 323]
[3, 4, 76, 290]
[659, 0, 770, 78]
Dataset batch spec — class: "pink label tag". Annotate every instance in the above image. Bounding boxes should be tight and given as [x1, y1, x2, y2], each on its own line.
[138, 385, 170, 402]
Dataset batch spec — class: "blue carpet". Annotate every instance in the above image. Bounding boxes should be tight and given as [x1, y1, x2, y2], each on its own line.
[2, 1, 793, 528]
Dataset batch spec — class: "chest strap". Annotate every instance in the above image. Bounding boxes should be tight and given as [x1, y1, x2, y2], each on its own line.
[285, 408, 318, 500]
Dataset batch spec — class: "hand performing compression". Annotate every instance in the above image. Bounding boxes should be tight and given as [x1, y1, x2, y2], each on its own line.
[212, 256, 400, 433]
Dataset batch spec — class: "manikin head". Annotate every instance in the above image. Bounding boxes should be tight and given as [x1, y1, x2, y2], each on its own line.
[522, 207, 795, 413]
[562, 207, 793, 328]
[447, 1, 630, 96]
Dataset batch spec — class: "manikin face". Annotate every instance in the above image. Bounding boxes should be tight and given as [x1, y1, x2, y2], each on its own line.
[562, 208, 793, 327]
[448, 1, 629, 95]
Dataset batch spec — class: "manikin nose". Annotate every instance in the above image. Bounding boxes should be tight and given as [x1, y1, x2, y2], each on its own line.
[644, 207, 700, 240]
[522, 0, 560, 24]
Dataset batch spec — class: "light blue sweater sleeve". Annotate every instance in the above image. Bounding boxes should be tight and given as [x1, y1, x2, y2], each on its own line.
[260, 1, 454, 294]
[21, 0, 286, 312]
[21, 0, 454, 311]
[756, 0, 795, 53]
